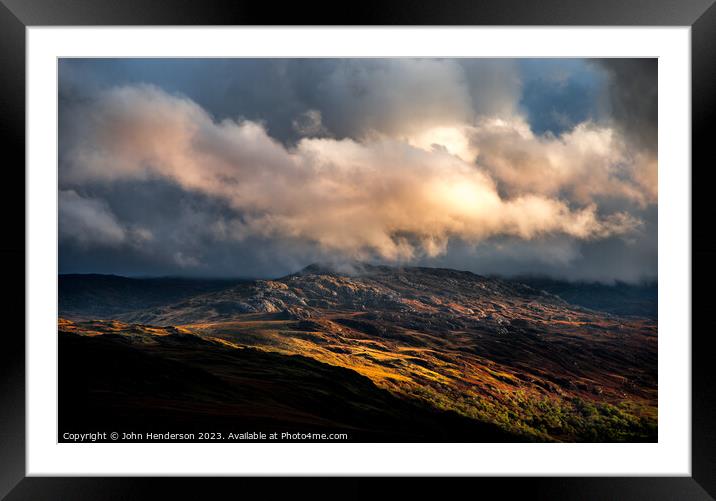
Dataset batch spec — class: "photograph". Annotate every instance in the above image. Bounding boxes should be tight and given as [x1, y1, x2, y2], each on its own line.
[57, 57, 658, 444]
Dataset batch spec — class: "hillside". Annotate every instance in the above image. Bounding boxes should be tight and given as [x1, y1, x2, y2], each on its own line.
[59, 327, 518, 442]
[59, 264, 657, 442]
[59, 274, 248, 319]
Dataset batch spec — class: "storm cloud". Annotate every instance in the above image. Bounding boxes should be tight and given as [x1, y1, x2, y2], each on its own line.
[594, 58, 658, 153]
[58, 59, 657, 282]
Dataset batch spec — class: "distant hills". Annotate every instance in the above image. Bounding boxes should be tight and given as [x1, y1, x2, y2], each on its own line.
[510, 277, 657, 319]
[59, 274, 248, 319]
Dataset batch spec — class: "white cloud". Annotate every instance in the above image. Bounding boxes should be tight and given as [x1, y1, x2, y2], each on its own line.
[59, 189, 153, 249]
[467, 117, 657, 207]
[60, 85, 646, 264]
[317, 59, 474, 138]
[59, 190, 127, 247]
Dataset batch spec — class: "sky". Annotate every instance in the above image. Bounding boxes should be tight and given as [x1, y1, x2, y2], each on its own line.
[58, 58, 657, 283]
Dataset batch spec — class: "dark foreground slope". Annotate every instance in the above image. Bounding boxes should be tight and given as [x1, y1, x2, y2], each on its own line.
[59, 330, 519, 442]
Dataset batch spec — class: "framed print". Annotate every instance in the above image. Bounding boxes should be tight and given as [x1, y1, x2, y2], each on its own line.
[2, 0, 715, 497]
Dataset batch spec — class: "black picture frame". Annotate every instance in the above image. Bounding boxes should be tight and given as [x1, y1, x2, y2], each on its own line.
[1, 0, 714, 497]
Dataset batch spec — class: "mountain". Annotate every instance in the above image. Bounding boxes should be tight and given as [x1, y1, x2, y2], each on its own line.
[58, 264, 657, 442]
[59, 274, 248, 319]
[509, 277, 657, 319]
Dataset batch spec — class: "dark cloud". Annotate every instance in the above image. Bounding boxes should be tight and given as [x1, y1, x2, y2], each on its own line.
[58, 59, 515, 144]
[59, 190, 128, 247]
[416, 206, 657, 284]
[593, 58, 658, 153]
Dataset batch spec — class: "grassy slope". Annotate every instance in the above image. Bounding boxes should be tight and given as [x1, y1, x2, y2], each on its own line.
[59, 330, 519, 442]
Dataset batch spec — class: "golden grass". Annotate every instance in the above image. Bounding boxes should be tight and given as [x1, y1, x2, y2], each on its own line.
[59, 313, 657, 441]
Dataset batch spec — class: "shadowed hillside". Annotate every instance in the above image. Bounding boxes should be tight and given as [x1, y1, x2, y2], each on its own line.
[59, 274, 248, 319]
[59, 330, 519, 442]
[509, 277, 657, 319]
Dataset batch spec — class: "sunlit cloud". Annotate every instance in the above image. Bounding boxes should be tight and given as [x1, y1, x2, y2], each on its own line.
[58, 58, 657, 281]
[61, 84, 644, 263]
